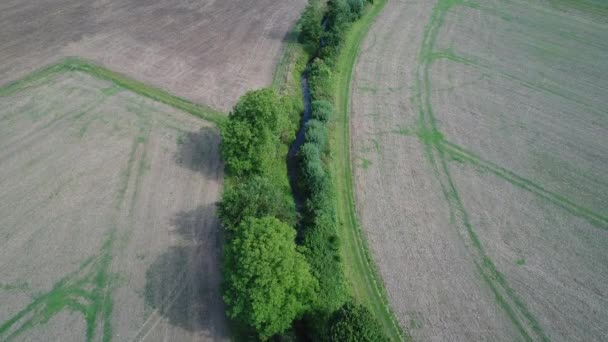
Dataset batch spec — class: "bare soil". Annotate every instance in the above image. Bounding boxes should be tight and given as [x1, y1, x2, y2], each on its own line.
[0, 0, 306, 111]
[351, 0, 608, 340]
[0, 71, 227, 341]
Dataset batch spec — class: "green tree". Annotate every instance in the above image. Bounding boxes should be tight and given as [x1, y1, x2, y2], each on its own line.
[223, 217, 318, 340]
[328, 302, 389, 342]
[218, 175, 297, 230]
[221, 88, 289, 175]
[299, 0, 323, 49]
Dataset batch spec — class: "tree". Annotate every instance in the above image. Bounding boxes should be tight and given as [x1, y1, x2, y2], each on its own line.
[222, 217, 318, 340]
[299, 0, 323, 49]
[218, 175, 297, 230]
[221, 88, 289, 175]
[328, 302, 389, 342]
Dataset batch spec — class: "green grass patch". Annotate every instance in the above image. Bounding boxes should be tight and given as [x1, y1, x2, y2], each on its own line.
[329, 0, 407, 340]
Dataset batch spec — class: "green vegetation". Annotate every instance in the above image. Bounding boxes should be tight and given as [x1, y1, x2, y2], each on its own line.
[218, 175, 297, 230]
[0, 57, 225, 126]
[321, 0, 406, 340]
[220, 88, 293, 175]
[328, 302, 389, 342]
[0, 233, 116, 342]
[222, 217, 317, 340]
[218, 1, 399, 340]
[219, 87, 303, 340]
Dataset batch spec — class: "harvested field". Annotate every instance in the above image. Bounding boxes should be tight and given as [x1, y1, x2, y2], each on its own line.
[351, 0, 608, 340]
[0, 0, 306, 111]
[0, 70, 227, 341]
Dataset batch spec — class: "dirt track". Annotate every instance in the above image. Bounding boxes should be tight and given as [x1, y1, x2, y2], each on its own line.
[351, 0, 608, 340]
[0, 71, 227, 341]
[0, 0, 305, 111]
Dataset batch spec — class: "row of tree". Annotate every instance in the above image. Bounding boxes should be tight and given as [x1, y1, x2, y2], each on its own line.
[218, 0, 388, 340]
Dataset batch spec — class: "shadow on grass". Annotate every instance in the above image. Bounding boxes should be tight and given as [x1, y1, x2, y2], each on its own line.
[143, 205, 227, 338]
[174, 126, 222, 179]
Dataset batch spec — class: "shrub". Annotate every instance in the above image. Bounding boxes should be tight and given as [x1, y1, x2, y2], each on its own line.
[328, 302, 389, 342]
[218, 175, 297, 230]
[223, 216, 318, 340]
[304, 119, 326, 148]
[347, 0, 366, 19]
[311, 100, 333, 123]
[308, 58, 333, 100]
[299, 0, 323, 49]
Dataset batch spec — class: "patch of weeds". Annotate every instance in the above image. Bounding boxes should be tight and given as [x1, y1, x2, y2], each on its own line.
[0, 282, 30, 292]
[516, 258, 526, 266]
[356, 157, 373, 169]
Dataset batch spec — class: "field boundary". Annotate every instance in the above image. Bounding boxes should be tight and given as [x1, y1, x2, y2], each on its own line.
[329, 1, 407, 341]
[0, 57, 226, 126]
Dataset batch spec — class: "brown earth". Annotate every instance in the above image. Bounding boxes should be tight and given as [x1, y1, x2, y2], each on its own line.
[0, 71, 227, 341]
[351, 0, 608, 340]
[0, 0, 306, 111]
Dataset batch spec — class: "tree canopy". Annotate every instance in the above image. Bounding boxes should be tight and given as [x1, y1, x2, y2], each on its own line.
[221, 88, 289, 175]
[328, 302, 389, 342]
[218, 175, 297, 230]
[222, 216, 318, 340]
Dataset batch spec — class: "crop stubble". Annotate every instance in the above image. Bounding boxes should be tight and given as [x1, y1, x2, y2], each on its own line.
[351, 0, 607, 340]
[0, 0, 306, 111]
[0, 71, 227, 341]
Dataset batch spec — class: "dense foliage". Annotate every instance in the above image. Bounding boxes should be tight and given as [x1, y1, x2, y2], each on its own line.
[299, 0, 323, 50]
[218, 175, 297, 230]
[328, 302, 389, 342]
[220, 88, 292, 175]
[218, 0, 386, 339]
[222, 216, 317, 340]
[311, 100, 333, 123]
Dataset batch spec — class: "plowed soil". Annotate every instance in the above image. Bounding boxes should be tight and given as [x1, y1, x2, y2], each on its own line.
[351, 0, 608, 340]
[0, 0, 305, 111]
[0, 71, 227, 341]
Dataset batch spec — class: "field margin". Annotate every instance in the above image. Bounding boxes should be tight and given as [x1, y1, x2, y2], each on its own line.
[328, 1, 408, 341]
[0, 57, 226, 126]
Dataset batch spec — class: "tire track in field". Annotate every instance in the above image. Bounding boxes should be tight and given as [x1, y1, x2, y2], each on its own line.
[413, 0, 548, 340]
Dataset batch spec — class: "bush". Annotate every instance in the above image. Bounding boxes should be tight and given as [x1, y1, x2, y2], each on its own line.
[304, 119, 326, 148]
[311, 100, 333, 123]
[328, 302, 389, 342]
[218, 175, 297, 230]
[223, 216, 318, 340]
[347, 0, 366, 19]
[308, 58, 333, 100]
[299, 0, 323, 49]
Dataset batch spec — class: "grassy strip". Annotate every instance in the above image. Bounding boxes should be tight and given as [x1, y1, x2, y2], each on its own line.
[329, 1, 407, 340]
[0, 57, 226, 126]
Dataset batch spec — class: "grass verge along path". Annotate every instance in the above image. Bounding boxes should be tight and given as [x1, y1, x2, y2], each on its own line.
[330, 1, 407, 340]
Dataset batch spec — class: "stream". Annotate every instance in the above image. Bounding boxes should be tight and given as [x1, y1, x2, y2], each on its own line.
[286, 73, 312, 211]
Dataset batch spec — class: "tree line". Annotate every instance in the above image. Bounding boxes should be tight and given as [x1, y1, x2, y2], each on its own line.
[218, 0, 388, 340]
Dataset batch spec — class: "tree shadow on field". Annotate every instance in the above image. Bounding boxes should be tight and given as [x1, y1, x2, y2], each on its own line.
[174, 126, 222, 179]
[144, 205, 228, 338]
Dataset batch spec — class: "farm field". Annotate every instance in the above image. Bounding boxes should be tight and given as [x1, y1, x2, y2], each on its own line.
[0, 0, 306, 111]
[0, 69, 227, 341]
[350, 0, 608, 340]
